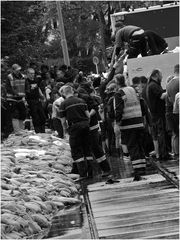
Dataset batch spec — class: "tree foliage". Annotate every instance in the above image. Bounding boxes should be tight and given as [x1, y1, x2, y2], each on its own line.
[1, 1, 50, 67]
[1, 1, 160, 71]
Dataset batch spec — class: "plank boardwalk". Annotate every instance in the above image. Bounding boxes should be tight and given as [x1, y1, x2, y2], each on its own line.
[88, 174, 179, 239]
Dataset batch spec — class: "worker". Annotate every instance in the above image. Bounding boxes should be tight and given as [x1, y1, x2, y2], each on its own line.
[114, 22, 148, 59]
[59, 85, 94, 178]
[114, 74, 146, 181]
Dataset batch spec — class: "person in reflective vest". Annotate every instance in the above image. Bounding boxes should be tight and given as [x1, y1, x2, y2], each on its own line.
[5, 63, 26, 132]
[114, 74, 146, 181]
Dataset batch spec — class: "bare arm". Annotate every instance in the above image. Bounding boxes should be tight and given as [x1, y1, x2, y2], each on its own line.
[85, 110, 90, 119]
[89, 109, 96, 117]
[160, 92, 167, 100]
[60, 117, 68, 134]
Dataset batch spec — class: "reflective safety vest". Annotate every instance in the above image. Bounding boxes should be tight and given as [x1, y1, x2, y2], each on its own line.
[120, 86, 144, 130]
[7, 73, 25, 98]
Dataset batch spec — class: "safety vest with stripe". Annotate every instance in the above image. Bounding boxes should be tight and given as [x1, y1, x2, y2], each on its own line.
[118, 86, 144, 130]
[7, 73, 25, 98]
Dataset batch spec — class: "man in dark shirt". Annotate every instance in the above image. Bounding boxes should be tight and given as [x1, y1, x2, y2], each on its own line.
[25, 68, 46, 133]
[59, 85, 93, 178]
[146, 69, 170, 160]
[115, 24, 148, 59]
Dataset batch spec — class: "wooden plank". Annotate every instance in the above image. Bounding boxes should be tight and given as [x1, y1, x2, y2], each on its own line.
[89, 191, 178, 205]
[91, 202, 178, 218]
[88, 184, 176, 199]
[96, 213, 179, 229]
[96, 217, 179, 231]
[89, 188, 177, 204]
[95, 208, 179, 224]
[98, 221, 179, 238]
[91, 199, 178, 215]
[144, 232, 179, 239]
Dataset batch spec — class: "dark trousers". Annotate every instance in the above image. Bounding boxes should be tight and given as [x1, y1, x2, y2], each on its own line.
[89, 129, 104, 160]
[69, 121, 93, 177]
[89, 129, 111, 174]
[152, 117, 170, 158]
[121, 128, 146, 176]
[69, 121, 92, 161]
[28, 100, 46, 133]
[52, 118, 64, 138]
[1, 101, 13, 138]
[8, 99, 26, 120]
[128, 33, 148, 58]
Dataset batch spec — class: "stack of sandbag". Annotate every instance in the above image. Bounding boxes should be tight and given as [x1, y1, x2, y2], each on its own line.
[1, 131, 81, 239]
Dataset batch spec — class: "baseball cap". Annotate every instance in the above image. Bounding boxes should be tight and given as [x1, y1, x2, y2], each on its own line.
[12, 64, 21, 71]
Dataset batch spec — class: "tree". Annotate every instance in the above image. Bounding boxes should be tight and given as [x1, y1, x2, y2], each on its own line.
[1, 1, 50, 67]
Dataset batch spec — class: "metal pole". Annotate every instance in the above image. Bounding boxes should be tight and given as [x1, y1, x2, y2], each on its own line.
[95, 63, 99, 74]
[56, 1, 70, 66]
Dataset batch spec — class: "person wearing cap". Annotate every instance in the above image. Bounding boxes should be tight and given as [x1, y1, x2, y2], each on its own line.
[6, 63, 26, 132]
[114, 22, 148, 59]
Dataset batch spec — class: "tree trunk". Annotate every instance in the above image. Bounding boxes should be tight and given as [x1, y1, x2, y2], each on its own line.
[97, 4, 107, 70]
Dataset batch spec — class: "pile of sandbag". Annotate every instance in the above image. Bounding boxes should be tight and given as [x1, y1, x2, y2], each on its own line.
[1, 131, 81, 239]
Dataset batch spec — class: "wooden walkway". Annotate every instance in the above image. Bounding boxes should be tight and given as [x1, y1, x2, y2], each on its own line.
[88, 174, 179, 239]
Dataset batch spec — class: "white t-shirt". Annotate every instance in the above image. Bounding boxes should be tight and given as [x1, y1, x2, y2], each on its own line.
[52, 97, 64, 119]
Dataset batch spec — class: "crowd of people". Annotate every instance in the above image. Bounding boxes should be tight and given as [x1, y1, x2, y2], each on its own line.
[1, 23, 179, 183]
[1, 58, 179, 182]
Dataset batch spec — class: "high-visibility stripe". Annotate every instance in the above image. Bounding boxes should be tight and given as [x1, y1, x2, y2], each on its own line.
[122, 105, 142, 119]
[9, 75, 25, 95]
[75, 157, 84, 163]
[120, 123, 144, 130]
[90, 123, 99, 131]
[86, 156, 94, 161]
[96, 155, 106, 163]
[132, 159, 146, 165]
[133, 164, 146, 169]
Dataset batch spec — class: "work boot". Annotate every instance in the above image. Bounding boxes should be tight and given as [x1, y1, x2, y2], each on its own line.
[133, 168, 146, 181]
[76, 161, 88, 178]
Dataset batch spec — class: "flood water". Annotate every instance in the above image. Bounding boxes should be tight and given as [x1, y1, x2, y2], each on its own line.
[46, 203, 85, 239]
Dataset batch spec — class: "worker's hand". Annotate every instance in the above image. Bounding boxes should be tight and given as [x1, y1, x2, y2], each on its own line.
[113, 51, 127, 69]
[161, 92, 167, 100]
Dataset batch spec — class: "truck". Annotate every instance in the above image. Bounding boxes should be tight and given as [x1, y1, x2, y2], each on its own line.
[110, 2, 179, 88]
